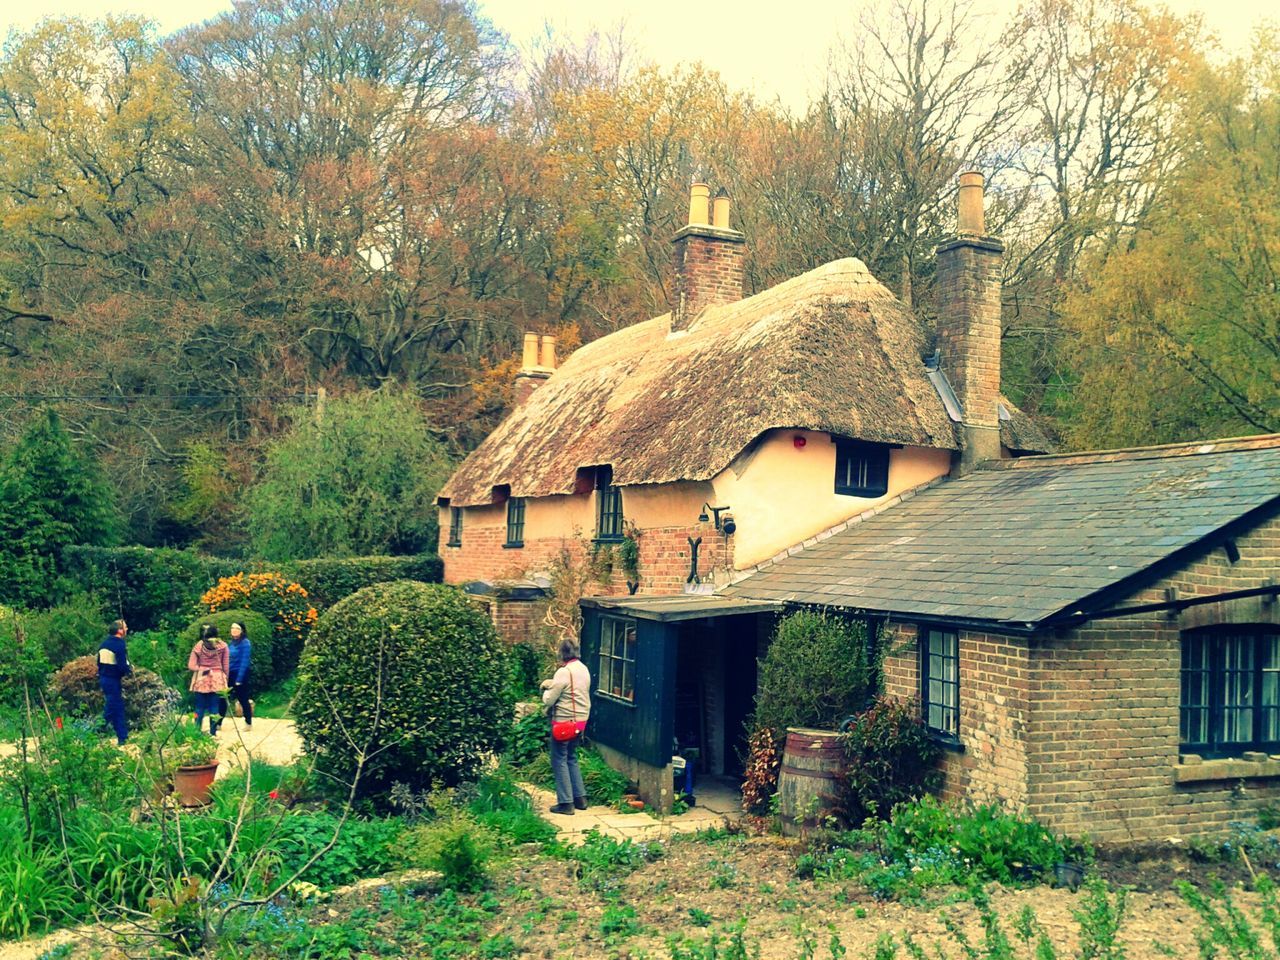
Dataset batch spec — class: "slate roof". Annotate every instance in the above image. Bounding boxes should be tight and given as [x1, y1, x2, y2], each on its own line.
[725, 435, 1280, 629]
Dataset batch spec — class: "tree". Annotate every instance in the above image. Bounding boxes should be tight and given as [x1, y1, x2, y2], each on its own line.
[0, 410, 119, 606]
[1062, 35, 1280, 446]
[246, 390, 453, 560]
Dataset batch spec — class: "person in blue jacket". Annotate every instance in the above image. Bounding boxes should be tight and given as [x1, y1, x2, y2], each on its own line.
[97, 619, 132, 745]
[224, 621, 253, 729]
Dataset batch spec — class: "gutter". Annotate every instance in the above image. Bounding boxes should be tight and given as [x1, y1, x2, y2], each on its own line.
[1045, 582, 1280, 630]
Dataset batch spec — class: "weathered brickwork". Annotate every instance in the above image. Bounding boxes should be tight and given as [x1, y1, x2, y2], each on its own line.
[671, 227, 745, 331]
[934, 237, 1003, 431]
[883, 624, 1029, 808]
[885, 511, 1280, 842]
[466, 594, 548, 650]
[442, 509, 736, 645]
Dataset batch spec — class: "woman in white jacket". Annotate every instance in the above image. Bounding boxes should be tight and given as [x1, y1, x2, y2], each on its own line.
[541, 639, 592, 815]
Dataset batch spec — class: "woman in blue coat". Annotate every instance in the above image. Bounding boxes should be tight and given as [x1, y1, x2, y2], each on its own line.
[225, 621, 254, 728]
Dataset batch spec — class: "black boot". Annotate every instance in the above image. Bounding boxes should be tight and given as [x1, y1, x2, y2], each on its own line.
[209, 718, 221, 737]
[547, 803, 575, 816]
[573, 797, 588, 810]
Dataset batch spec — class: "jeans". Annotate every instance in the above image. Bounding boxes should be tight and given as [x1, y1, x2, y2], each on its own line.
[227, 681, 253, 724]
[100, 678, 127, 745]
[194, 691, 222, 731]
[550, 732, 586, 806]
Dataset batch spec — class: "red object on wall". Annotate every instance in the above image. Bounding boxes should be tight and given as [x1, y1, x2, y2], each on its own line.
[793, 435, 807, 449]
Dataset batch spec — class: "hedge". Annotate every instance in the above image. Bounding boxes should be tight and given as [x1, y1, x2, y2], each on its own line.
[282, 555, 443, 608]
[60, 546, 442, 631]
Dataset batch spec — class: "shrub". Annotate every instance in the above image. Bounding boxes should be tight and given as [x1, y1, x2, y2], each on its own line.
[275, 813, 405, 890]
[506, 712, 547, 769]
[49, 656, 175, 726]
[406, 813, 495, 892]
[838, 697, 940, 824]
[61, 545, 237, 632]
[201, 572, 317, 675]
[294, 581, 513, 797]
[741, 727, 782, 815]
[180, 609, 277, 689]
[751, 611, 879, 737]
[283, 554, 443, 608]
[127, 630, 192, 694]
[508, 641, 548, 699]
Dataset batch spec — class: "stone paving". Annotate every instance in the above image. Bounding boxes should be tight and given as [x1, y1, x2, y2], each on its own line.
[523, 778, 742, 844]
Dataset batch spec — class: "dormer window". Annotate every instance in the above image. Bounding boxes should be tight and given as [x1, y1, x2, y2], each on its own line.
[595, 466, 624, 541]
[834, 440, 890, 498]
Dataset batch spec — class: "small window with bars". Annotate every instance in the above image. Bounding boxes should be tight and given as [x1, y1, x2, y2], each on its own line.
[1181, 628, 1280, 757]
[922, 628, 959, 739]
[505, 497, 525, 547]
[446, 507, 462, 547]
[598, 616, 636, 703]
[834, 440, 890, 498]
[596, 473, 624, 541]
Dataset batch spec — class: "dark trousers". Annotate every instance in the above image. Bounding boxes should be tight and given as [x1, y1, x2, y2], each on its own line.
[550, 732, 586, 806]
[100, 678, 127, 745]
[225, 681, 253, 724]
[193, 691, 221, 731]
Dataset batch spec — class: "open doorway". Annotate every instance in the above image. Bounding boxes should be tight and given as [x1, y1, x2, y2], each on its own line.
[673, 614, 764, 780]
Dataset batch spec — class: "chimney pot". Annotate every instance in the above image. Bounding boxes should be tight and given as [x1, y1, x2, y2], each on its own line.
[538, 334, 557, 370]
[957, 171, 985, 235]
[520, 332, 539, 371]
[688, 181, 711, 226]
[711, 188, 731, 228]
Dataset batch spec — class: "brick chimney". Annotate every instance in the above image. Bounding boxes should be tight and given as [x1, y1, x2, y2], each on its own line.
[935, 172, 1003, 471]
[513, 332, 557, 405]
[671, 182, 745, 332]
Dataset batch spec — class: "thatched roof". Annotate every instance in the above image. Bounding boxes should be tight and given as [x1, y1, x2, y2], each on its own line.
[440, 258, 960, 507]
[1000, 399, 1054, 454]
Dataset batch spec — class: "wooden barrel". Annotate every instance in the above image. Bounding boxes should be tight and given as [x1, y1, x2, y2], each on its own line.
[777, 727, 845, 836]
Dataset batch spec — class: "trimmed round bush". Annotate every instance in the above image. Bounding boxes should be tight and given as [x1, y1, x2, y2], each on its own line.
[49, 656, 176, 725]
[181, 609, 276, 689]
[294, 580, 512, 797]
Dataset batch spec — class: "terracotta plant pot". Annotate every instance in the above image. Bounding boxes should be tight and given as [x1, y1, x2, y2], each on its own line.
[173, 761, 219, 807]
[626, 799, 645, 810]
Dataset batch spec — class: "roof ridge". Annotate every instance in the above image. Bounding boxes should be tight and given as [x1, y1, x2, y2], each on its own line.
[984, 433, 1280, 470]
[720, 476, 950, 589]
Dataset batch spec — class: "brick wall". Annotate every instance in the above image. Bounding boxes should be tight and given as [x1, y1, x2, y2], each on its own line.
[882, 622, 1029, 808]
[1025, 512, 1280, 842]
[886, 511, 1280, 842]
[671, 226, 745, 331]
[442, 512, 736, 646]
[467, 594, 548, 650]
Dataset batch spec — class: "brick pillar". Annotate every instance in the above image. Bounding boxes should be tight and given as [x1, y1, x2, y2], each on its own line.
[671, 184, 745, 332]
[935, 172, 1003, 471]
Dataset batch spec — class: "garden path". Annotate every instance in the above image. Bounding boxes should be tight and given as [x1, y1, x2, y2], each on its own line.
[520, 779, 741, 845]
[0, 716, 306, 769]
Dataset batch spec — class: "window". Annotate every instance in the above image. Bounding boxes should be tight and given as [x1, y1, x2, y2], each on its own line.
[447, 507, 462, 547]
[1181, 628, 1280, 757]
[598, 616, 637, 703]
[505, 497, 525, 547]
[922, 628, 959, 738]
[834, 440, 890, 498]
[596, 473, 624, 541]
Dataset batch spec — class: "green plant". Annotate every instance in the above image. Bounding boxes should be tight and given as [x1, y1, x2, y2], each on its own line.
[551, 829, 663, 897]
[506, 711, 547, 768]
[48, 655, 175, 726]
[600, 903, 643, 944]
[275, 812, 405, 890]
[247, 389, 453, 560]
[0, 409, 119, 608]
[294, 580, 513, 798]
[467, 766, 556, 845]
[751, 611, 879, 736]
[508, 641, 548, 699]
[133, 716, 220, 774]
[406, 813, 494, 892]
[180, 609, 277, 689]
[838, 697, 940, 825]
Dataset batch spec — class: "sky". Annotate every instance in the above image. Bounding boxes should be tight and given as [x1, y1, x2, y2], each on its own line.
[0, 0, 1273, 111]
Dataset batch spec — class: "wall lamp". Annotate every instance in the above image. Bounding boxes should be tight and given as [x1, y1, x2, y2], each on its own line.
[698, 502, 735, 535]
